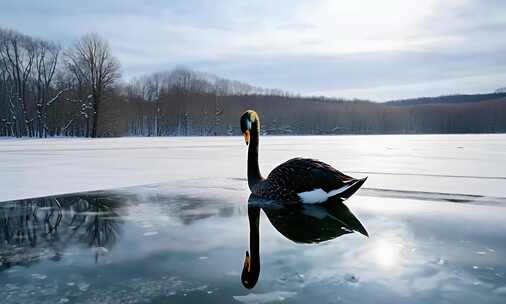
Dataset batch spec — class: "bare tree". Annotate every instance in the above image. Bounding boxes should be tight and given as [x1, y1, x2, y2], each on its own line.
[0, 28, 36, 136]
[65, 33, 120, 137]
[33, 39, 62, 137]
[143, 73, 163, 136]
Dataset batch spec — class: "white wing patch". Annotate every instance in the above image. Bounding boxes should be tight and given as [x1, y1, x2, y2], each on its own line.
[297, 182, 356, 204]
[297, 189, 328, 204]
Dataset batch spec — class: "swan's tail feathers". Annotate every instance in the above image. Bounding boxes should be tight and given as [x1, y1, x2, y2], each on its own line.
[338, 177, 367, 200]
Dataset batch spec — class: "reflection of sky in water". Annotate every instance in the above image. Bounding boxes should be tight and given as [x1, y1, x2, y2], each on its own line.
[373, 239, 403, 270]
[1, 178, 506, 303]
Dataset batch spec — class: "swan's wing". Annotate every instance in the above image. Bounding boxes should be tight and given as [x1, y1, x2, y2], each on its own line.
[266, 158, 359, 203]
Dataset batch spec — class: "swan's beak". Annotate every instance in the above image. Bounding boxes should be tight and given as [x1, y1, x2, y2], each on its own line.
[243, 131, 250, 146]
[244, 250, 251, 272]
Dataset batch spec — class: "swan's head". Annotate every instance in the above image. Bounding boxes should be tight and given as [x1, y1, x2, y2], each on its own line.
[241, 250, 260, 289]
[240, 110, 259, 145]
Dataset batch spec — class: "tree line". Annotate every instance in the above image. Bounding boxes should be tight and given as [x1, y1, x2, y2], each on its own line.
[385, 92, 506, 106]
[1, 27, 506, 138]
[0, 28, 120, 138]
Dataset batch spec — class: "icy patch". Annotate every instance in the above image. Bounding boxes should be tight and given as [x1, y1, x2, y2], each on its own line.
[277, 272, 305, 286]
[360, 188, 506, 206]
[233, 291, 297, 304]
[77, 282, 90, 292]
[344, 273, 359, 284]
[91, 247, 109, 255]
[31, 274, 47, 280]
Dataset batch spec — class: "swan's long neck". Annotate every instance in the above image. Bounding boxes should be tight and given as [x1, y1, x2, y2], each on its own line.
[248, 120, 263, 189]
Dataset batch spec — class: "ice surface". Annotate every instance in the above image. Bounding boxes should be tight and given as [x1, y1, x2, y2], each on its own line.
[1, 134, 505, 202]
[233, 291, 298, 303]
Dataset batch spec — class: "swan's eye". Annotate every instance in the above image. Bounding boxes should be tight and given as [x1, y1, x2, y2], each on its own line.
[240, 112, 253, 132]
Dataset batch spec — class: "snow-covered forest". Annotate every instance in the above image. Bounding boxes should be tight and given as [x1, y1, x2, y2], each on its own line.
[1, 27, 506, 138]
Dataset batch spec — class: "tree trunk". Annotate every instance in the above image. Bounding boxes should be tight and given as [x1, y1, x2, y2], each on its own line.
[91, 94, 99, 138]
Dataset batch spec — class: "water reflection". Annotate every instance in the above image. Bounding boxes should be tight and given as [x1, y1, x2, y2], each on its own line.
[0, 194, 123, 269]
[242, 195, 368, 289]
[1, 183, 506, 303]
[0, 188, 242, 273]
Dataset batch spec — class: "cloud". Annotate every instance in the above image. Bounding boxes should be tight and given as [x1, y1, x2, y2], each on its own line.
[1, 0, 505, 100]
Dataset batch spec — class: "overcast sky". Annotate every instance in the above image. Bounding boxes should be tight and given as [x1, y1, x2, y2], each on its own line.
[1, 0, 506, 101]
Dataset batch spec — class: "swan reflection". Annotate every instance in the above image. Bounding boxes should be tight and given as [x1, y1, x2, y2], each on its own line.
[242, 195, 368, 289]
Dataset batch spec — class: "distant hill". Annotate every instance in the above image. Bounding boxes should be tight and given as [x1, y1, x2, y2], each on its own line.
[495, 87, 506, 93]
[385, 92, 506, 106]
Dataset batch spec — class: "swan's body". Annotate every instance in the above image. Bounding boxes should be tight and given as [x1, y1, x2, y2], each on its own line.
[240, 110, 367, 204]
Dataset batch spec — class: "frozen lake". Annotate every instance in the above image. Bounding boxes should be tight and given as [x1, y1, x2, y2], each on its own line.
[1, 134, 506, 303]
[1, 134, 506, 201]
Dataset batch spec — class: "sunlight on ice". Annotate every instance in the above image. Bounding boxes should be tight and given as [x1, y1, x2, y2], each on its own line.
[373, 239, 403, 270]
